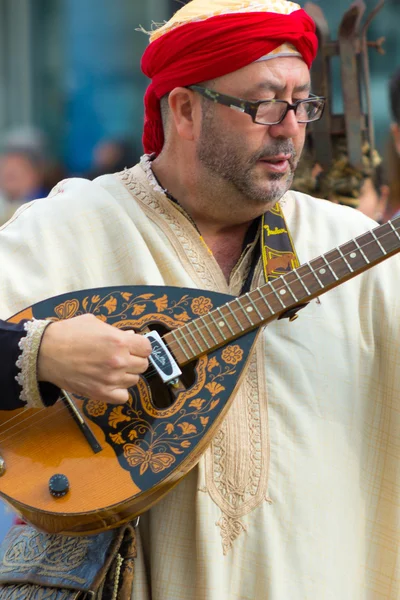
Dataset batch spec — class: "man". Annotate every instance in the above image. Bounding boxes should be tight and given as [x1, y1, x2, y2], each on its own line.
[0, 0, 399, 598]
[0, 147, 49, 226]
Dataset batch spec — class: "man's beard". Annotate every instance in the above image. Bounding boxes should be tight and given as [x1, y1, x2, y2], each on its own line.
[197, 111, 298, 206]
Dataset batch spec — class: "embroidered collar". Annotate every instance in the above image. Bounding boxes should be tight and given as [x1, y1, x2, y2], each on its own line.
[140, 153, 205, 234]
[140, 153, 167, 195]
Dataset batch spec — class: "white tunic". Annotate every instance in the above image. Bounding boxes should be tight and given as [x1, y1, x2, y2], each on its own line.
[0, 164, 399, 599]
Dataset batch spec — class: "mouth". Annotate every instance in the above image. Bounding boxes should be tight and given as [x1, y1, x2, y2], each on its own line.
[258, 154, 292, 174]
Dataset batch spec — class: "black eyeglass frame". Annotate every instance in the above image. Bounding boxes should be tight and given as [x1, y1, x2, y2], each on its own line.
[187, 84, 326, 125]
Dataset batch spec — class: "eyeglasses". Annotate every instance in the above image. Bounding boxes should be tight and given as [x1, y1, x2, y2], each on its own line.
[187, 85, 326, 126]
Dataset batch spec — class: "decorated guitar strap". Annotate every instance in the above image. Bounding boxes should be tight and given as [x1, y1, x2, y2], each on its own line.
[261, 202, 300, 282]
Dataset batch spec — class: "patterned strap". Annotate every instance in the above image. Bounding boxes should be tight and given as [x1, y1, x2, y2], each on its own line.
[261, 202, 300, 281]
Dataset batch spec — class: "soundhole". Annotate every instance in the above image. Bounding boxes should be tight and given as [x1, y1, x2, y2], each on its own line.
[142, 323, 197, 410]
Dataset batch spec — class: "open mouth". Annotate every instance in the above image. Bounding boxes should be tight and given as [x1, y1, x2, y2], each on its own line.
[258, 155, 291, 173]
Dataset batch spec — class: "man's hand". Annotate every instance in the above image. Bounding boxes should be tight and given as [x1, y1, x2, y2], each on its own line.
[38, 314, 152, 404]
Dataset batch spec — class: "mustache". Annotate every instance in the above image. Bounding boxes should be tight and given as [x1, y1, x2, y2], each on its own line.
[251, 142, 297, 169]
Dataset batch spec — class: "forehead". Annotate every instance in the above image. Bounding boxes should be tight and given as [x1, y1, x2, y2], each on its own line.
[213, 57, 311, 95]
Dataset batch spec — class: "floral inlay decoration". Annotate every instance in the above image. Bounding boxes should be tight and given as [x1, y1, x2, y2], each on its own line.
[86, 399, 108, 418]
[191, 296, 213, 316]
[221, 345, 244, 365]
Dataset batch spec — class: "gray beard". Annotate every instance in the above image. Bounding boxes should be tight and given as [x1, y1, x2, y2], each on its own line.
[197, 113, 298, 205]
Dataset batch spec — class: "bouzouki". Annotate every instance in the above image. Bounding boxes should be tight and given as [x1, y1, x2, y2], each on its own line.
[2, 216, 400, 535]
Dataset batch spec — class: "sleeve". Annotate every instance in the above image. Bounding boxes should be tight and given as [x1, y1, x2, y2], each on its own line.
[0, 320, 60, 410]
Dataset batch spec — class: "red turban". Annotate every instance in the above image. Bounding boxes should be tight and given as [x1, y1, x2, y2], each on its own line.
[141, 10, 318, 156]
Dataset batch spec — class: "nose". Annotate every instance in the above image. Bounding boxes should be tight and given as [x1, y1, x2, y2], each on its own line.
[268, 107, 302, 139]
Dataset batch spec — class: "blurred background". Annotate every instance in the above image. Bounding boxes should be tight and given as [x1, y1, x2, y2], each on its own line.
[0, 0, 399, 537]
[0, 0, 399, 175]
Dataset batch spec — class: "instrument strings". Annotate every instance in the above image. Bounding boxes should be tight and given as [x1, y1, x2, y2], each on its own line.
[145, 227, 397, 375]
[0, 227, 397, 440]
[0, 401, 75, 444]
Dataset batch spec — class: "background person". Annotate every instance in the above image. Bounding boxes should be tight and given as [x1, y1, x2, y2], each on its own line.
[387, 67, 400, 218]
[0, 148, 48, 225]
[86, 138, 140, 179]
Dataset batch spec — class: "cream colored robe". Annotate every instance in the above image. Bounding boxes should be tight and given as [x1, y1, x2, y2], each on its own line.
[0, 164, 399, 599]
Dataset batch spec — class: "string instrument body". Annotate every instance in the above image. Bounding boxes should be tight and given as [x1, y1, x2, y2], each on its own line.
[2, 286, 258, 535]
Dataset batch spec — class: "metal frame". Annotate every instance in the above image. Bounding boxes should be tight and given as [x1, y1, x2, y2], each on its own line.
[305, 0, 385, 171]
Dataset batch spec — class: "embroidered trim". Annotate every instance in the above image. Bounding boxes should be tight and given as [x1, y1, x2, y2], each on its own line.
[205, 339, 270, 554]
[215, 516, 247, 556]
[118, 165, 221, 291]
[139, 154, 167, 195]
[111, 554, 124, 600]
[15, 320, 52, 409]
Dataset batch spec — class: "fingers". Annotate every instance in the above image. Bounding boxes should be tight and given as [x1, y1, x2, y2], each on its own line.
[83, 373, 141, 405]
[126, 355, 149, 375]
[124, 330, 152, 357]
[84, 355, 149, 405]
[38, 314, 154, 406]
[100, 388, 130, 405]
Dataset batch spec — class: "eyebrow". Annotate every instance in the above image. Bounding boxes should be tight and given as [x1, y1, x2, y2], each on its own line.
[244, 81, 311, 97]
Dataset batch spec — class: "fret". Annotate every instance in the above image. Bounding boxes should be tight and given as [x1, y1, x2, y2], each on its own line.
[199, 315, 218, 344]
[208, 308, 226, 340]
[337, 247, 354, 272]
[293, 269, 312, 294]
[227, 303, 244, 330]
[192, 319, 209, 349]
[171, 330, 191, 360]
[257, 288, 275, 314]
[389, 220, 400, 241]
[354, 239, 370, 263]
[269, 282, 287, 307]
[377, 223, 400, 254]
[245, 292, 263, 319]
[280, 277, 299, 302]
[216, 307, 234, 335]
[307, 262, 324, 288]
[180, 329, 196, 356]
[186, 323, 205, 353]
[322, 255, 339, 281]
[237, 298, 254, 326]
[371, 230, 386, 255]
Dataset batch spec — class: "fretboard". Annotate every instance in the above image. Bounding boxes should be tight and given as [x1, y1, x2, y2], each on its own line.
[165, 216, 400, 365]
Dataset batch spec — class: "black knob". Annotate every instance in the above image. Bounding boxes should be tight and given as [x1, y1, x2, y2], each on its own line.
[49, 474, 69, 498]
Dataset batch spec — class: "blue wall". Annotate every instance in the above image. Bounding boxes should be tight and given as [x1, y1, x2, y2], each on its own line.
[63, 0, 148, 173]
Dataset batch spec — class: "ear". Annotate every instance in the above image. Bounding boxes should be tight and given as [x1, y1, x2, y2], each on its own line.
[168, 87, 200, 143]
[391, 122, 400, 155]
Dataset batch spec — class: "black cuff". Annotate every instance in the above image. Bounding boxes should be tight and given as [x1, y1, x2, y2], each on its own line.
[0, 320, 60, 410]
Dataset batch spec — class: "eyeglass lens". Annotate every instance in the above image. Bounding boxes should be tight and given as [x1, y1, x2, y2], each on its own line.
[256, 100, 324, 125]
